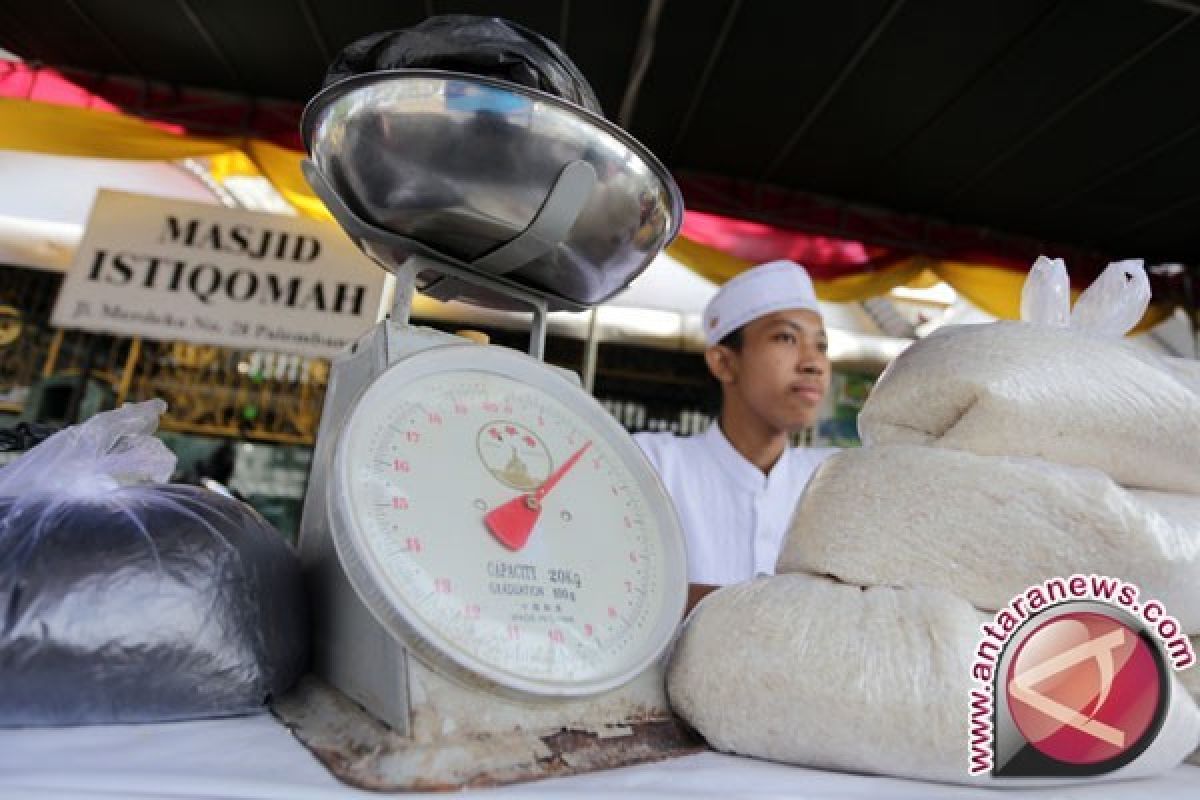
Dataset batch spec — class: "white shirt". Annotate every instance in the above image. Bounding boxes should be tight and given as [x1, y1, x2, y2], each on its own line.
[634, 424, 838, 586]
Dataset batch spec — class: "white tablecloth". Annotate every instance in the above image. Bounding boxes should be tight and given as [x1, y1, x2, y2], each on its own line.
[1, 713, 1196, 800]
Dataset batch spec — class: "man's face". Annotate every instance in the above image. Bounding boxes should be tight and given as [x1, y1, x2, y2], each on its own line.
[709, 309, 831, 433]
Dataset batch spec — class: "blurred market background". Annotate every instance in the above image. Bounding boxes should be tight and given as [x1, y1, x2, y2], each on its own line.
[1, 0, 1198, 538]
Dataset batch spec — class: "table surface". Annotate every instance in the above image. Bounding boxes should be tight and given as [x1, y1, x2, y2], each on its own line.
[1, 712, 1197, 800]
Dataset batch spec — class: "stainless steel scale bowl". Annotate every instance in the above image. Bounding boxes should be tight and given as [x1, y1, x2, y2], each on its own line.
[302, 70, 684, 311]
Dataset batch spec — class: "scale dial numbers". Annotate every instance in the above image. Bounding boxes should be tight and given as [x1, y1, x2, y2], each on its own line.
[331, 345, 686, 697]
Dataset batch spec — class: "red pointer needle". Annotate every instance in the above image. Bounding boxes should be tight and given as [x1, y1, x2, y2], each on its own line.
[485, 440, 592, 551]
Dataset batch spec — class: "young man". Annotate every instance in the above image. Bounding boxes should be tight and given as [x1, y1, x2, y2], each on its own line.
[634, 260, 837, 613]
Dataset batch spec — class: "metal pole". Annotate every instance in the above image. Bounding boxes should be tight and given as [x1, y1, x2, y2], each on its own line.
[65, 335, 99, 424]
[581, 308, 600, 393]
[528, 296, 548, 362]
[114, 337, 142, 407]
[391, 259, 420, 326]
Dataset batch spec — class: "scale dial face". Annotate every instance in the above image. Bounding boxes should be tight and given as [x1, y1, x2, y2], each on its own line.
[329, 344, 687, 697]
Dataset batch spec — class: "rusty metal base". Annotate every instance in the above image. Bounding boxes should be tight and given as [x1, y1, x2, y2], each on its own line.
[271, 676, 705, 792]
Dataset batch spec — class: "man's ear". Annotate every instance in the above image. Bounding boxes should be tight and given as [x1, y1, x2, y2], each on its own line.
[704, 346, 738, 385]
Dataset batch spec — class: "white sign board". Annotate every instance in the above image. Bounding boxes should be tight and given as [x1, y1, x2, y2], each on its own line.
[51, 190, 387, 358]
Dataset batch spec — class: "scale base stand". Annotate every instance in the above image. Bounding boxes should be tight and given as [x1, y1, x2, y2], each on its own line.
[273, 677, 702, 792]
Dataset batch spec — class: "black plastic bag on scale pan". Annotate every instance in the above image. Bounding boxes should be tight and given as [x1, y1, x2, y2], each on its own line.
[322, 14, 602, 114]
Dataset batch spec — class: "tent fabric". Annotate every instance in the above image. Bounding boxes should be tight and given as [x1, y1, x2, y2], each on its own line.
[0, 92, 1175, 330]
[221, 143, 335, 222]
[0, 99, 226, 162]
[669, 231, 1173, 332]
[680, 210, 905, 279]
[665, 235, 926, 304]
[0, 62, 304, 151]
[0, 98, 332, 223]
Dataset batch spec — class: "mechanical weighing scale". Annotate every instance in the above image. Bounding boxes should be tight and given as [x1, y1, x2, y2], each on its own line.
[275, 71, 701, 790]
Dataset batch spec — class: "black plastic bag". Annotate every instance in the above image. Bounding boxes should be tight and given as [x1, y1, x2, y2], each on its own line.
[0, 400, 308, 725]
[322, 14, 602, 114]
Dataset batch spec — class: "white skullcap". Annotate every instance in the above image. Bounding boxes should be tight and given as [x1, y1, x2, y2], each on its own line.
[703, 260, 821, 346]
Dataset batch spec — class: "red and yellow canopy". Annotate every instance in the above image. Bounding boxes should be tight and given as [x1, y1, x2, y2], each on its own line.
[0, 62, 1174, 330]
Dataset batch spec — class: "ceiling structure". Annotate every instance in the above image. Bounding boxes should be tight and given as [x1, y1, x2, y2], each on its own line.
[3, 0, 1200, 280]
